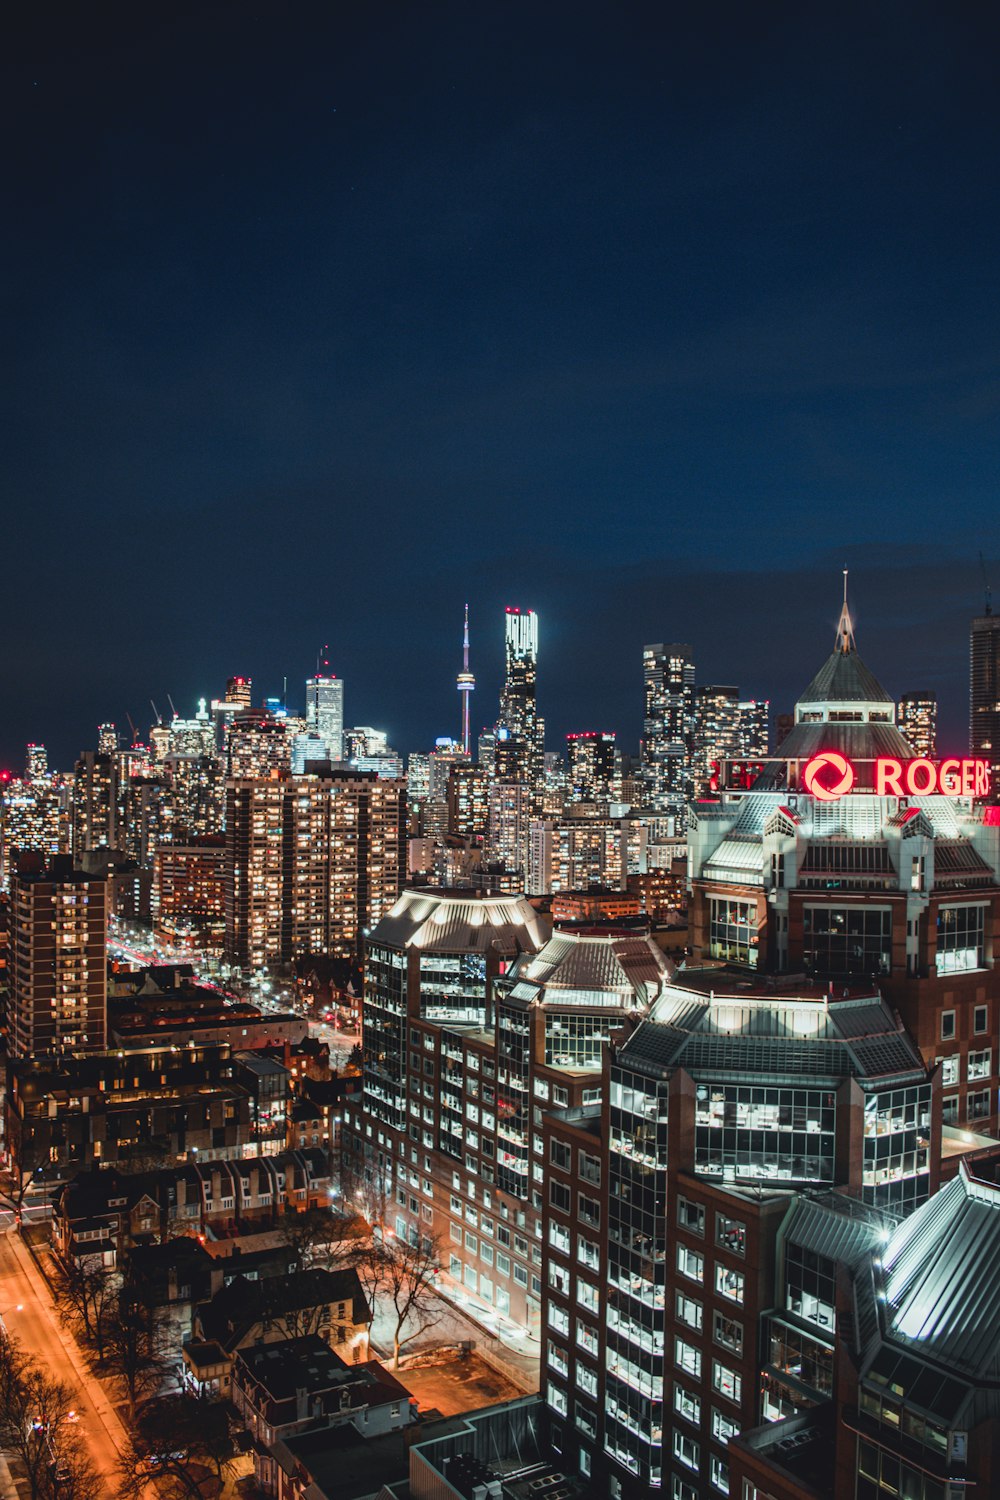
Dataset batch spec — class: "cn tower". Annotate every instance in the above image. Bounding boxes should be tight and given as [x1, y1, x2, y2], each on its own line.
[456, 603, 475, 754]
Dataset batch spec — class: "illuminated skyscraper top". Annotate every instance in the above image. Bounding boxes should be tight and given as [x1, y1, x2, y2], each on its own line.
[497, 607, 543, 794]
[306, 646, 344, 764]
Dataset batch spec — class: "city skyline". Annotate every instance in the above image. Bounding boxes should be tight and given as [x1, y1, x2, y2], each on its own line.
[0, 565, 989, 772]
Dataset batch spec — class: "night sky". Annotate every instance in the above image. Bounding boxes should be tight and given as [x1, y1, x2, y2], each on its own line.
[4, 3, 1000, 769]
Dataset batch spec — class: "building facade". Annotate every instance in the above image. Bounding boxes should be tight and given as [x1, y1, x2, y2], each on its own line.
[8, 854, 107, 1058]
[642, 644, 695, 828]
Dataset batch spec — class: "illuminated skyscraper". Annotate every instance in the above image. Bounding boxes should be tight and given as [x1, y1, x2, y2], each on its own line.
[305, 660, 344, 763]
[641, 642, 695, 825]
[899, 690, 938, 758]
[496, 607, 543, 794]
[970, 609, 1000, 786]
[566, 731, 616, 803]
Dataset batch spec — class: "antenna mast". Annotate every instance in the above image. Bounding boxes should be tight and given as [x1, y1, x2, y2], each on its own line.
[456, 604, 475, 755]
[980, 552, 992, 616]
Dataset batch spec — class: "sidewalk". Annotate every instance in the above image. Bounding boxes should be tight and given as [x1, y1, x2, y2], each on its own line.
[5, 1230, 132, 1467]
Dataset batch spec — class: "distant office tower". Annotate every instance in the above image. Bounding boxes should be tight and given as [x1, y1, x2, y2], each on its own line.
[486, 780, 532, 879]
[305, 669, 344, 763]
[9, 854, 108, 1058]
[737, 696, 770, 758]
[971, 611, 1000, 785]
[25, 744, 48, 781]
[477, 730, 496, 776]
[97, 723, 119, 755]
[447, 762, 489, 841]
[164, 753, 223, 838]
[226, 708, 291, 780]
[641, 643, 695, 824]
[226, 676, 252, 708]
[225, 770, 406, 969]
[899, 690, 938, 758]
[497, 608, 543, 793]
[406, 753, 431, 833]
[566, 732, 617, 803]
[169, 699, 216, 758]
[456, 605, 475, 755]
[692, 684, 740, 793]
[72, 749, 117, 854]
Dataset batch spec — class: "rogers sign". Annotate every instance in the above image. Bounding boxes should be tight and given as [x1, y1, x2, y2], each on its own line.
[802, 754, 991, 802]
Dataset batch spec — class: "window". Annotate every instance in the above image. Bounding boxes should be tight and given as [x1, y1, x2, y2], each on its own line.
[577, 1279, 598, 1313]
[715, 1265, 745, 1305]
[547, 1381, 567, 1416]
[549, 1223, 570, 1254]
[709, 897, 757, 967]
[716, 1214, 745, 1255]
[497, 1251, 511, 1276]
[803, 905, 892, 977]
[550, 1305, 570, 1337]
[550, 1139, 571, 1170]
[941, 1011, 956, 1041]
[940, 1056, 959, 1087]
[674, 1338, 701, 1378]
[677, 1197, 705, 1235]
[974, 1004, 989, 1035]
[449, 1224, 462, 1244]
[550, 1181, 571, 1212]
[677, 1244, 704, 1283]
[577, 1364, 597, 1397]
[675, 1291, 703, 1332]
[674, 1384, 700, 1426]
[968, 1049, 992, 1081]
[943, 1097, 959, 1126]
[968, 1090, 991, 1121]
[465, 1231, 477, 1253]
[712, 1361, 742, 1404]
[712, 1409, 738, 1444]
[480, 1244, 493, 1267]
[713, 1312, 743, 1356]
[709, 1456, 729, 1495]
[937, 905, 986, 974]
[673, 1431, 700, 1471]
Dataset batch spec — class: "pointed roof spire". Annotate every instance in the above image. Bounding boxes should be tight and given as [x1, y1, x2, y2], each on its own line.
[835, 567, 856, 655]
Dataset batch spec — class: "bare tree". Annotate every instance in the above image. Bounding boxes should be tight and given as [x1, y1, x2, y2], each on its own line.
[116, 1395, 237, 1499]
[102, 1288, 171, 1418]
[52, 1259, 119, 1361]
[276, 1204, 361, 1271]
[369, 1231, 445, 1368]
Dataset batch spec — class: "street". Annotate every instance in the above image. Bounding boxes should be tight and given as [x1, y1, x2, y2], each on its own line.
[0, 1231, 130, 1492]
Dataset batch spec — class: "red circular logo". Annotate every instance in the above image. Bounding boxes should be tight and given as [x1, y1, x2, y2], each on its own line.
[803, 751, 855, 802]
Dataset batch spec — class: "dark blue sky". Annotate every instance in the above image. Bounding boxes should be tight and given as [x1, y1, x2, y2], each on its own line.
[3, 3, 999, 767]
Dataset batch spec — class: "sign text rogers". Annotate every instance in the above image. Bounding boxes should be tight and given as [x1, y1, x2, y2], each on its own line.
[801, 754, 991, 802]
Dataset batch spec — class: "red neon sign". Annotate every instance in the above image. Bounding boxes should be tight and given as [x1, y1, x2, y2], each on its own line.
[802, 754, 991, 802]
[802, 751, 855, 801]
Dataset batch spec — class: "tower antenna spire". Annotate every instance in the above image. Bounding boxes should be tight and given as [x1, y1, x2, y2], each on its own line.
[835, 568, 856, 654]
[456, 604, 475, 755]
[980, 552, 992, 617]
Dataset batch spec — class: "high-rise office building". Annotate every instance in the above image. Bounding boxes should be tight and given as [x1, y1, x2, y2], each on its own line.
[971, 610, 1000, 785]
[25, 744, 48, 781]
[899, 689, 938, 757]
[9, 854, 108, 1058]
[486, 779, 532, 879]
[497, 608, 543, 794]
[72, 749, 116, 854]
[305, 670, 344, 763]
[447, 762, 489, 841]
[168, 699, 216, 758]
[642, 643, 695, 824]
[692, 685, 740, 794]
[566, 732, 617, 803]
[736, 696, 769, 759]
